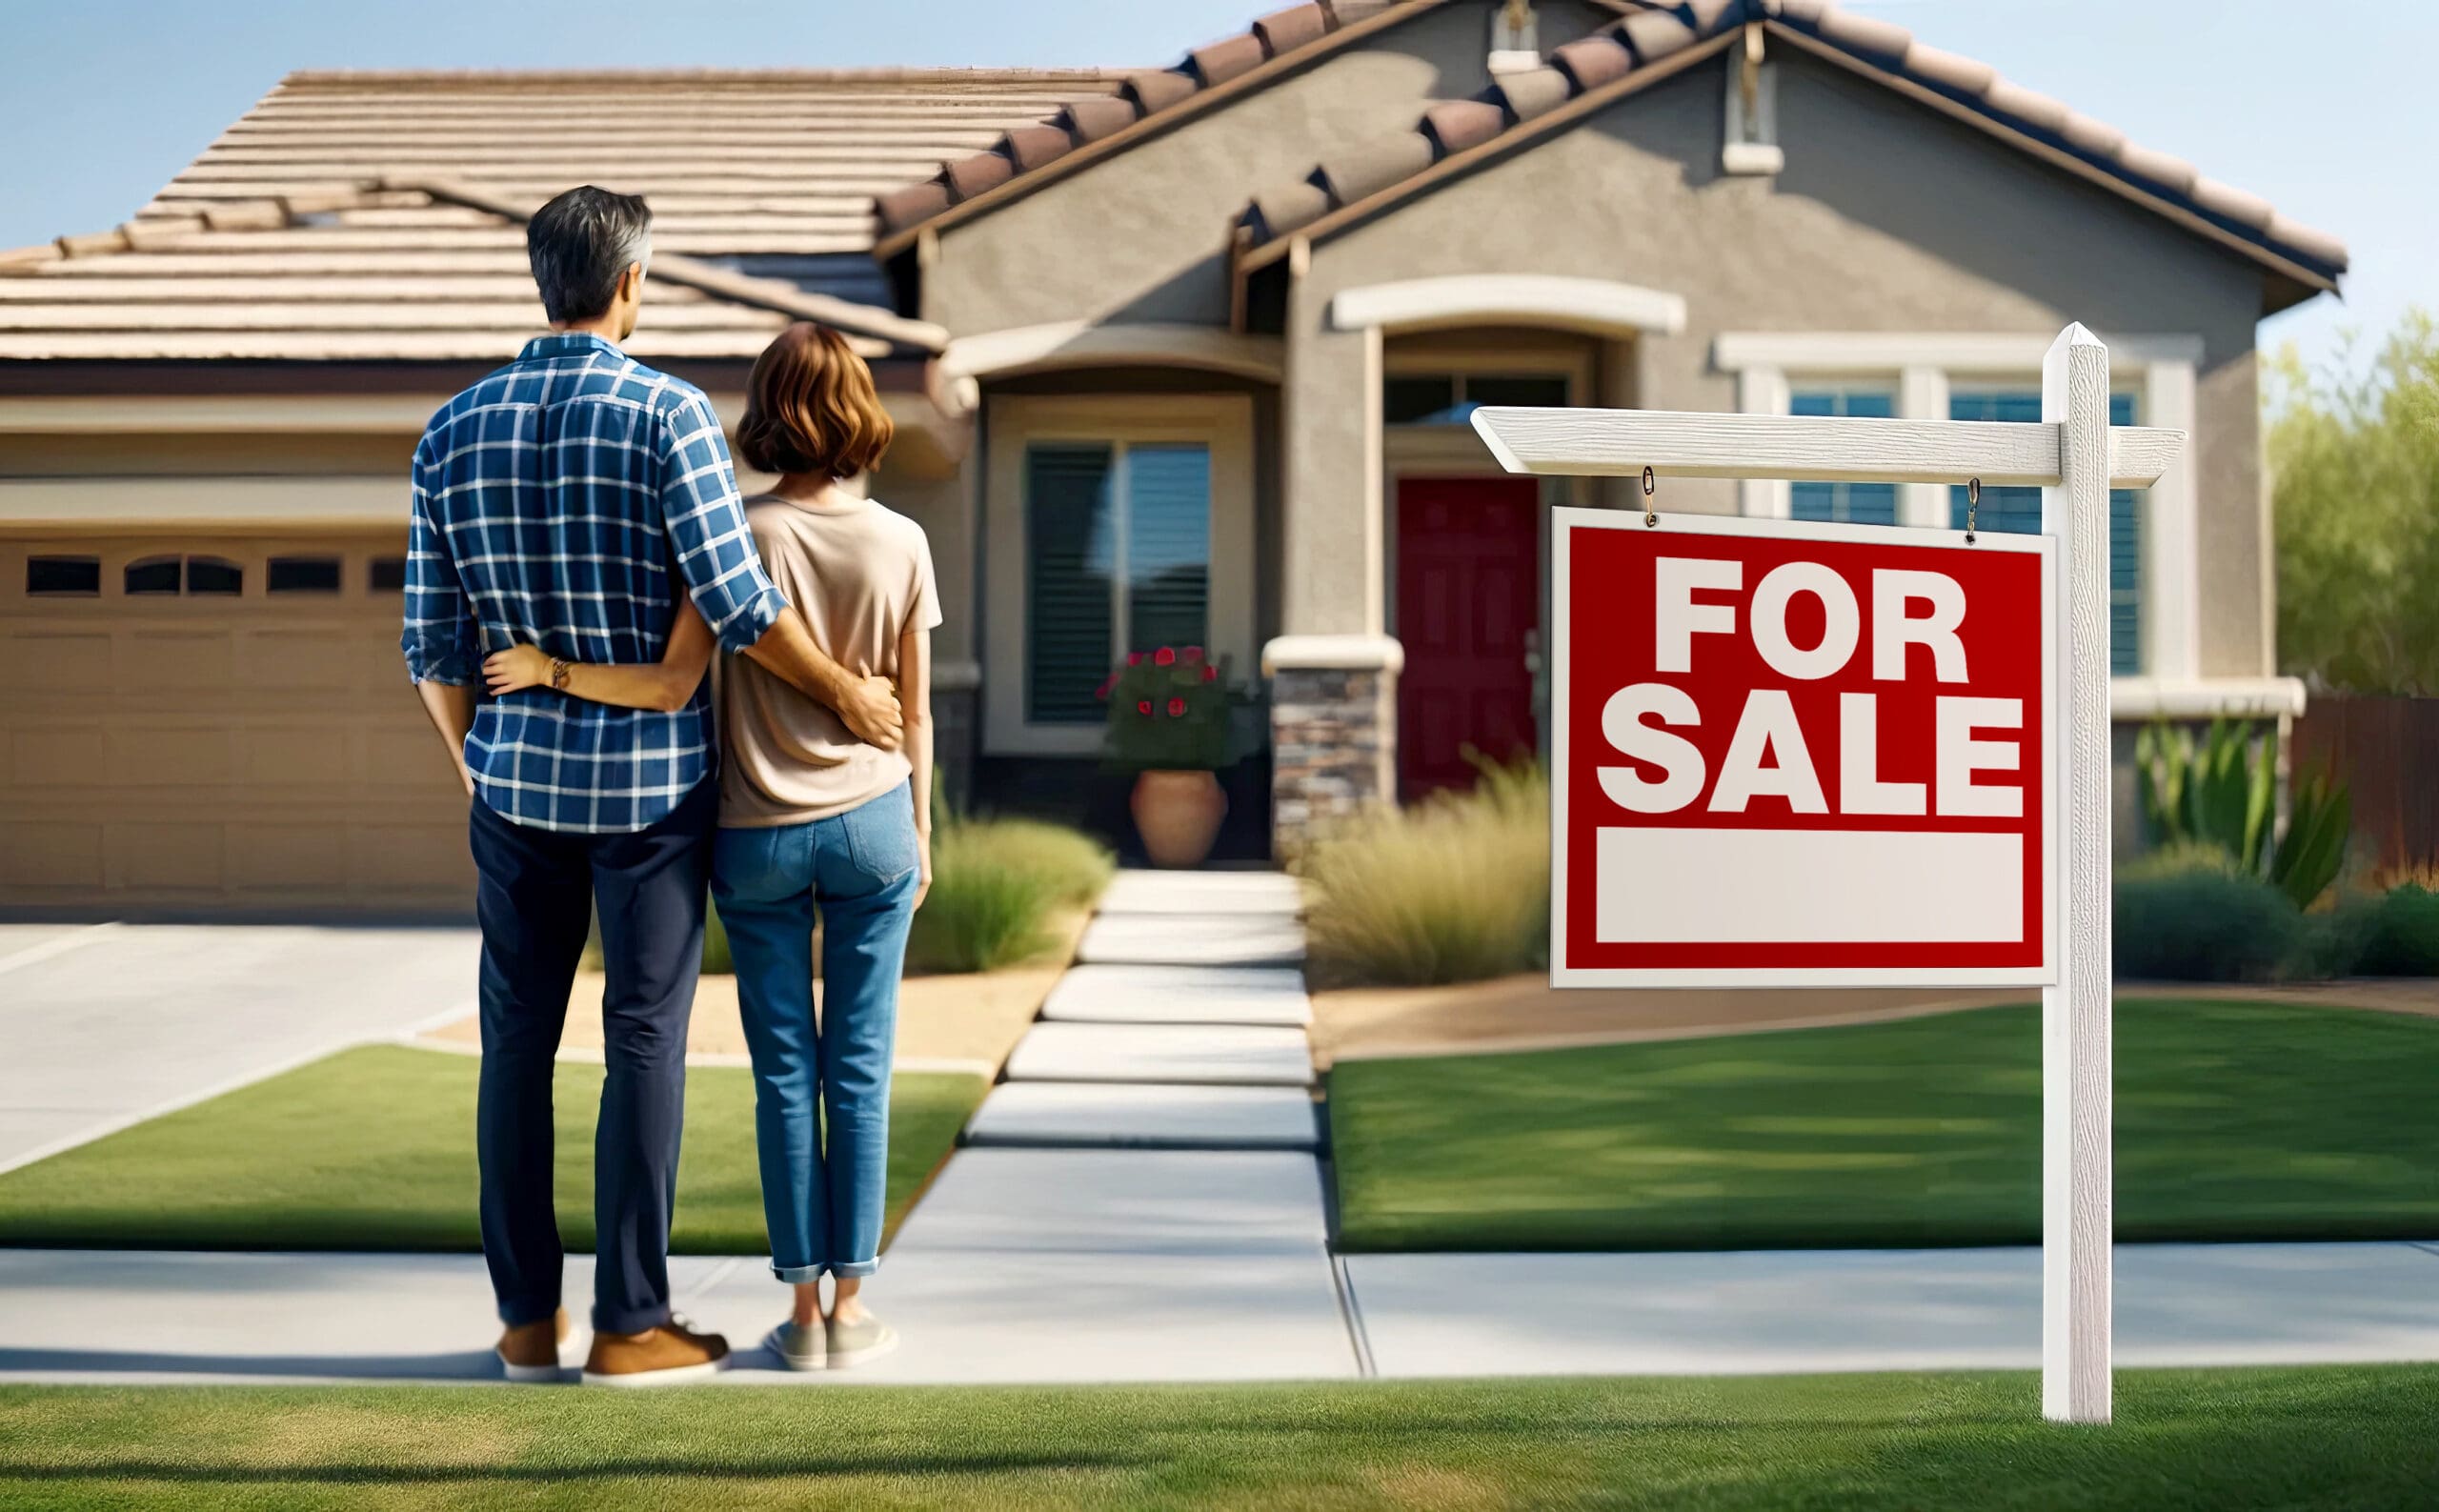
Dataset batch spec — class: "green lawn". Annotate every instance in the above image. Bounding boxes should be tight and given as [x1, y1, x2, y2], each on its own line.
[0, 1045, 985, 1254]
[0, 1368, 2431, 1510]
[1331, 999, 2439, 1252]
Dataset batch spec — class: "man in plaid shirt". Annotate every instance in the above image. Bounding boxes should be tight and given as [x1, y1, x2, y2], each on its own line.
[404, 186, 900, 1385]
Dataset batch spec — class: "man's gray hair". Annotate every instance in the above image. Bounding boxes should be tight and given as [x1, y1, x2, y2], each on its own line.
[526, 186, 653, 326]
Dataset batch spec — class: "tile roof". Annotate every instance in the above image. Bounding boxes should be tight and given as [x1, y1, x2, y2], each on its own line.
[871, 0, 1418, 251]
[1237, 0, 2347, 290]
[0, 182, 942, 363]
[147, 68, 1121, 258]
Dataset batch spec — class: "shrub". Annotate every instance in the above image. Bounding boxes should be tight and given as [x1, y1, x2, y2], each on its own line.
[1300, 757, 1549, 988]
[2348, 884, 2439, 977]
[2113, 864, 2304, 981]
[2135, 718, 2350, 908]
[906, 817, 1115, 975]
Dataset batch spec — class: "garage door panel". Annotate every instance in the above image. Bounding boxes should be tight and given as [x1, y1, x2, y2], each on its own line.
[10, 725, 108, 787]
[237, 725, 359, 788]
[108, 726, 237, 787]
[365, 727, 461, 792]
[229, 824, 350, 891]
[243, 630, 363, 692]
[352, 823, 471, 892]
[1, 822, 105, 887]
[0, 632, 113, 693]
[109, 822, 227, 890]
[128, 632, 232, 690]
[3, 531, 474, 914]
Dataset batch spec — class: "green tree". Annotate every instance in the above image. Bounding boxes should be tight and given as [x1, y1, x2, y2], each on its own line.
[2268, 311, 2439, 694]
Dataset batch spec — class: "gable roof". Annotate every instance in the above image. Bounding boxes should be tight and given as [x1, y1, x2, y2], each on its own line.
[0, 180, 940, 364]
[870, 0, 1429, 256]
[1235, 0, 2347, 305]
[145, 68, 1119, 260]
[1, 67, 1105, 367]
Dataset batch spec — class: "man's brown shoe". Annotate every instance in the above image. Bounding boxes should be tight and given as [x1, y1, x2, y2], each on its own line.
[580, 1316, 730, 1386]
[496, 1309, 570, 1383]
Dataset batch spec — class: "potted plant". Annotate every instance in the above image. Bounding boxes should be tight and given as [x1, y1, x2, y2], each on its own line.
[1100, 645, 1238, 868]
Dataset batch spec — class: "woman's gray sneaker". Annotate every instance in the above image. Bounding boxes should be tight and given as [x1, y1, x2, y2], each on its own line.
[825, 1311, 897, 1368]
[763, 1320, 825, 1372]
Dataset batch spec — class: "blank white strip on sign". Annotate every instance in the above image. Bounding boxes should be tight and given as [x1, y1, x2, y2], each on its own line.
[1596, 828, 2023, 944]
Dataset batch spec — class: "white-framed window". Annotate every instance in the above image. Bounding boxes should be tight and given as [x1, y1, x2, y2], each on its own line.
[984, 394, 1255, 755]
[1946, 388, 2143, 675]
[1714, 333, 2204, 682]
[1787, 386, 1896, 525]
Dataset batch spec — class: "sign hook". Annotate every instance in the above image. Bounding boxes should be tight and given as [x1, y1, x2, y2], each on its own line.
[1965, 476, 1981, 543]
[1642, 464, 1658, 529]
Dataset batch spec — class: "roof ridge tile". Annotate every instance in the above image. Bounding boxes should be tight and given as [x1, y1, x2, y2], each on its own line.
[873, 0, 1434, 243]
[1237, 0, 2347, 284]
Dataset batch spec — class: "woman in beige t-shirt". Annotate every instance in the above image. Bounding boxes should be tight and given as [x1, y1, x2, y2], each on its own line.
[485, 322, 934, 1370]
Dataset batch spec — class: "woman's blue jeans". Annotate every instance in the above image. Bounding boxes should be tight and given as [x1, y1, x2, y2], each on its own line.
[712, 782, 919, 1282]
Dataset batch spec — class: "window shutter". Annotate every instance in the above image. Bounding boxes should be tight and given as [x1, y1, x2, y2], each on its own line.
[1024, 444, 1115, 724]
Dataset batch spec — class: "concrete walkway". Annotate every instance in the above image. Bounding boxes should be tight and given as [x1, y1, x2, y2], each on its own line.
[0, 922, 479, 1174]
[4, 1240, 2433, 1386]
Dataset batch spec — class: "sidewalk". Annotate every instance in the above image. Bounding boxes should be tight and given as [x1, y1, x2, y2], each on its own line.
[3, 1240, 2433, 1386]
[6, 877, 2434, 1388]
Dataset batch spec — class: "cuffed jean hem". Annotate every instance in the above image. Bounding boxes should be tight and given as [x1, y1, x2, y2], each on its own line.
[592, 1302, 672, 1338]
[498, 1300, 560, 1329]
[768, 1259, 880, 1281]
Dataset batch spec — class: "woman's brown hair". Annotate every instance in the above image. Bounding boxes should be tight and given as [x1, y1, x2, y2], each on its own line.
[736, 321, 895, 479]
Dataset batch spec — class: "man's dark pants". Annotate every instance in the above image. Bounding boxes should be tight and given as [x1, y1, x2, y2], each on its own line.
[469, 776, 716, 1336]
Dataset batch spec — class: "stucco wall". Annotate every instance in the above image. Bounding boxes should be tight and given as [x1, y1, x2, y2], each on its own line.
[1291, 50, 2273, 674]
[920, 0, 1623, 337]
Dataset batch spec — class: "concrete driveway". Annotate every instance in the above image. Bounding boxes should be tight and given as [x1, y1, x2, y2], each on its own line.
[0, 923, 479, 1173]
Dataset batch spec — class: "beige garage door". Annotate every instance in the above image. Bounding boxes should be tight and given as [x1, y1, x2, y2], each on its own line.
[0, 533, 474, 916]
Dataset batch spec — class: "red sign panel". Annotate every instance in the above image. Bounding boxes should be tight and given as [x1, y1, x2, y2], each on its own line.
[1551, 509, 2054, 987]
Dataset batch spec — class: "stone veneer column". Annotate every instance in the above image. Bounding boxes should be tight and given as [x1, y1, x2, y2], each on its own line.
[1263, 634, 1403, 861]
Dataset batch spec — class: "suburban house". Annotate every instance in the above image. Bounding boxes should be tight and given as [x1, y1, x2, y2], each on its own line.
[0, 0, 2346, 917]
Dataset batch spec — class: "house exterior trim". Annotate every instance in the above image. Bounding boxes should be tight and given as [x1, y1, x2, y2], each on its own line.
[2109, 677, 2305, 721]
[1713, 332, 2206, 373]
[942, 322, 1284, 386]
[1262, 633, 1404, 674]
[1330, 273, 1686, 337]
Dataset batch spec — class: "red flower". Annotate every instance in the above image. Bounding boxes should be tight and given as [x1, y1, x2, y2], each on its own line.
[1201, 665, 1218, 682]
[1154, 647, 1176, 667]
[1137, 699, 1153, 716]
[1167, 697, 1186, 716]
[1095, 673, 1117, 699]
[1182, 645, 1204, 662]
[1127, 652, 1144, 666]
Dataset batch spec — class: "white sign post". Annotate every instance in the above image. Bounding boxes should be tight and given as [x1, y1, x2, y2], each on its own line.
[1471, 323, 2179, 1425]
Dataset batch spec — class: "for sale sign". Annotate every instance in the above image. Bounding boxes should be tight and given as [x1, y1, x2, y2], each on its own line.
[1551, 509, 2054, 988]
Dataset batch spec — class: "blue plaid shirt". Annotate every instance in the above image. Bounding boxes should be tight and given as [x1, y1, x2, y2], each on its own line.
[404, 333, 785, 833]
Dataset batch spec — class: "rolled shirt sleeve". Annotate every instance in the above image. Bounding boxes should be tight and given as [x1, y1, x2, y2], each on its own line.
[658, 390, 786, 654]
[400, 438, 480, 685]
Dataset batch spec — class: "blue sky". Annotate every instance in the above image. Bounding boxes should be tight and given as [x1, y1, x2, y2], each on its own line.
[2, 0, 2424, 373]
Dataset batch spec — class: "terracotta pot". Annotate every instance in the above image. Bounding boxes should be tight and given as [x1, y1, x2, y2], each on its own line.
[1131, 769, 1228, 869]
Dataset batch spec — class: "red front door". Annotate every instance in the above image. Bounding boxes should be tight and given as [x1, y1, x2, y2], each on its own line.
[1395, 475, 1542, 799]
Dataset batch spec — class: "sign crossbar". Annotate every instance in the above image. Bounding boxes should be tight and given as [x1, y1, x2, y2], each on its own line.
[1471, 405, 2183, 489]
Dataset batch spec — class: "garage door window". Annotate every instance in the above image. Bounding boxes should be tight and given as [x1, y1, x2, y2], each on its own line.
[26, 555, 100, 596]
[268, 555, 343, 594]
[369, 556, 409, 593]
[127, 554, 246, 596]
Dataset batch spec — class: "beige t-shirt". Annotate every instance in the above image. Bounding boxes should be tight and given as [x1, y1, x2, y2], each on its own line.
[717, 494, 941, 828]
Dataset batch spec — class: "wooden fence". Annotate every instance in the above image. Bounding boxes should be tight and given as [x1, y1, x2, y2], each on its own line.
[2291, 695, 2439, 873]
